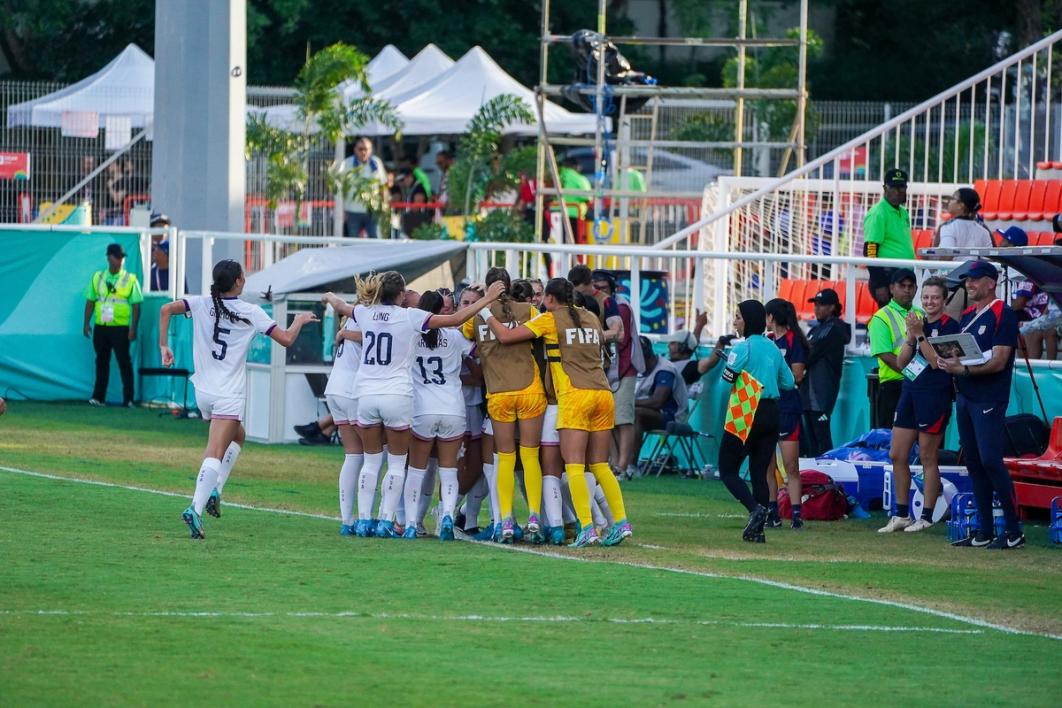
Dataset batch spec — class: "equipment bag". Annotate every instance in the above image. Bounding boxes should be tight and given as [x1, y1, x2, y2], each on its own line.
[1001, 414, 1049, 458]
[778, 470, 850, 521]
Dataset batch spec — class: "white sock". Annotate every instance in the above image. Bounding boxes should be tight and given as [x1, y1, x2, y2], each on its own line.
[463, 476, 488, 529]
[439, 466, 459, 518]
[379, 452, 408, 520]
[358, 452, 384, 520]
[417, 459, 438, 523]
[542, 475, 563, 528]
[594, 483, 615, 526]
[403, 467, 426, 529]
[484, 456, 501, 525]
[191, 458, 221, 515]
[560, 472, 577, 524]
[339, 453, 363, 526]
[587, 471, 608, 528]
[216, 442, 241, 494]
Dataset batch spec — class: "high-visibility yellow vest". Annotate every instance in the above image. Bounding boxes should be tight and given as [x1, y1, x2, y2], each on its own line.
[89, 269, 138, 326]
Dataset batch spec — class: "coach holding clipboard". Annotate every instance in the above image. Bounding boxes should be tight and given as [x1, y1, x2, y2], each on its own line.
[935, 261, 1024, 549]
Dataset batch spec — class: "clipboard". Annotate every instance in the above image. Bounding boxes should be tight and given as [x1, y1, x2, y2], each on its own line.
[927, 333, 990, 365]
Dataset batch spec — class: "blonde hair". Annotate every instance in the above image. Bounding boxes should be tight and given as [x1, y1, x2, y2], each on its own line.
[355, 270, 405, 306]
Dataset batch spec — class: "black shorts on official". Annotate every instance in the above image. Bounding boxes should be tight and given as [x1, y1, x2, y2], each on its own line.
[778, 409, 802, 442]
[893, 386, 952, 435]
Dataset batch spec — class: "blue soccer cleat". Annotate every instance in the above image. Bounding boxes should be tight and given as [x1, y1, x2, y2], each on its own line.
[401, 525, 418, 539]
[354, 519, 374, 537]
[472, 525, 495, 542]
[601, 519, 633, 547]
[204, 488, 222, 518]
[375, 519, 398, 538]
[512, 521, 524, 542]
[439, 515, 455, 541]
[181, 506, 205, 540]
[548, 526, 565, 545]
[569, 525, 600, 548]
[340, 524, 356, 536]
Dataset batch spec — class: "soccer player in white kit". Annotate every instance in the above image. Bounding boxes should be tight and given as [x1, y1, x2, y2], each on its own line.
[349, 271, 503, 538]
[406, 290, 474, 540]
[159, 259, 317, 539]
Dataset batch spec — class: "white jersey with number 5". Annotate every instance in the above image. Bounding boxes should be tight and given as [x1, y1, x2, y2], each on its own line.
[352, 304, 432, 398]
[412, 327, 472, 414]
[324, 317, 362, 399]
[184, 295, 276, 399]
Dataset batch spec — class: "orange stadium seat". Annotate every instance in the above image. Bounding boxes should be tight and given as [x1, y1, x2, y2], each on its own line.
[1013, 180, 1048, 220]
[1033, 180, 1062, 221]
[856, 282, 877, 324]
[777, 279, 797, 304]
[986, 180, 1021, 220]
[976, 179, 1002, 215]
[912, 228, 934, 256]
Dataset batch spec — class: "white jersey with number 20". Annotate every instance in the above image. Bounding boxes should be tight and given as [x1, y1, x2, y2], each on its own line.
[184, 295, 276, 399]
[352, 304, 432, 398]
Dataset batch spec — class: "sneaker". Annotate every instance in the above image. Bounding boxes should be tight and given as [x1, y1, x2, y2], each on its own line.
[904, 518, 934, 533]
[742, 505, 767, 541]
[416, 523, 429, 538]
[791, 517, 804, 530]
[88, 398, 105, 407]
[293, 421, 320, 438]
[877, 516, 914, 534]
[766, 509, 782, 528]
[401, 526, 418, 539]
[512, 521, 524, 542]
[393, 521, 405, 536]
[491, 522, 504, 543]
[569, 525, 600, 548]
[297, 431, 332, 446]
[439, 515, 455, 541]
[181, 506, 204, 539]
[526, 513, 542, 534]
[500, 517, 516, 544]
[354, 519, 374, 537]
[454, 511, 467, 529]
[549, 526, 565, 545]
[602, 519, 633, 547]
[984, 531, 1025, 549]
[744, 532, 766, 543]
[472, 525, 495, 542]
[339, 524, 356, 536]
[952, 533, 995, 547]
[204, 488, 222, 518]
[375, 520, 397, 538]
[526, 514, 545, 544]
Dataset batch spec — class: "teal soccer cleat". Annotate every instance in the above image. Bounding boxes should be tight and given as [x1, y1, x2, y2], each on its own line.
[204, 488, 222, 518]
[601, 519, 633, 547]
[439, 515, 455, 541]
[569, 525, 600, 548]
[181, 506, 205, 539]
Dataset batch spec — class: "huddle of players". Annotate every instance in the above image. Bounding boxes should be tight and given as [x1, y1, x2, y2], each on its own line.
[320, 265, 633, 548]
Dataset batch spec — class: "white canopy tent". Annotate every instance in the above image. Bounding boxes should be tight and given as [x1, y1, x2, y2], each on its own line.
[243, 239, 466, 300]
[372, 44, 454, 101]
[6, 43, 155, 129]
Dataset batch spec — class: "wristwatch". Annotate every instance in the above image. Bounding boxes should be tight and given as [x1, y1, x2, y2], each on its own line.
[916, 335, 926, 343]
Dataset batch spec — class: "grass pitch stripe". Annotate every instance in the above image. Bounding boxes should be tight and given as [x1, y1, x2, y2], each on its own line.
[0, 609, 984, 634]
[2, 464, 1058, 643]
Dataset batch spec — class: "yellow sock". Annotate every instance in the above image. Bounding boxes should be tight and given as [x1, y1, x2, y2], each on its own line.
[590, 462, 627, 521]
[519, 446, 543, 516]
[497, 451, 517, 519]
[564, 463, 593, 528]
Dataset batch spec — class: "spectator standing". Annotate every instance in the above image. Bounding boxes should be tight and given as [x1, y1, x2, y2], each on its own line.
[340, 138, 388, 239]
[933, 187, 992, 250]
[149, 212, 171, 291]
[880, 276, 958, 533]
[435, 150, 454, 206]
[83, 243, 143, 407]
[938, 262, 1024, 549]
[868, 268, 919, 428]
[548, 157, 592, 243]
[801, 288, 850, 456]
[864, 168, 914, 307]
[395, 168, 431, 236]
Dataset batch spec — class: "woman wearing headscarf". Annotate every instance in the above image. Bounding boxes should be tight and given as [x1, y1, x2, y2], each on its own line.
[716, 300, 796, 543]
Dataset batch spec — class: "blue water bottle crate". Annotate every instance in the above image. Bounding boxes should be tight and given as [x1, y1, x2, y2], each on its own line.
[947, 493, 978, 542]
[1050, 496, 1062, 545]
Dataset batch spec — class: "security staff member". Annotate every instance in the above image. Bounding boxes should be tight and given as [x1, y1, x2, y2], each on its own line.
[83, 243, 143, 407]
[864, 168, 914, 307]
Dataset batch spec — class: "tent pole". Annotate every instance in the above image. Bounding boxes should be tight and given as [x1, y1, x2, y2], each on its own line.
[35, 128, 150, 224]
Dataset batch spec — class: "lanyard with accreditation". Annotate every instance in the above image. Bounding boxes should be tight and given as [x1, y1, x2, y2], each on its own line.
[95, 270, 131, 325]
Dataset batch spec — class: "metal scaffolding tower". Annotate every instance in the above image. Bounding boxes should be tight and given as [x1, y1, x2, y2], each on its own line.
[534, 0, 810, 248]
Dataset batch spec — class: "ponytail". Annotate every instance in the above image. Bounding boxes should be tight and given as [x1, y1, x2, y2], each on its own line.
[209, 260, 250, 347]
[544, 277, 582, 327]
[355, 273, 383, 306]
[485, 266, 513, 321]
[417, 290, 444, 349]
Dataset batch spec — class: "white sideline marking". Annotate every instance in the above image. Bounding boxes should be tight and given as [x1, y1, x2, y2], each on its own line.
[0, 609, 984, 634]
[1, 464, 1058, 642]
[653, 512, 747, 519]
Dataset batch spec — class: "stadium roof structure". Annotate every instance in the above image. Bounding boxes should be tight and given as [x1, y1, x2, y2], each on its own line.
[6, 44, 154, 129]
[242, 240, 467, 300]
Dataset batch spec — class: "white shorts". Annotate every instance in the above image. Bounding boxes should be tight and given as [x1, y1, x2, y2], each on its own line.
[482, 415, 493, 437]
[196, 391, 244, 422]
[541, 404, 560, 446]
[413, 414, 467, 442]
[326, 394, 359, 426]
[357, 394, 413, 430]
[465, 404, 484, 438]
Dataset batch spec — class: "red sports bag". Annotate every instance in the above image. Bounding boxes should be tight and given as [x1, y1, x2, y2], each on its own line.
[777, 470, 849, 521]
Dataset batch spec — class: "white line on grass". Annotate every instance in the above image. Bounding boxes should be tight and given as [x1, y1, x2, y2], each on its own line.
[2, 464, 1058, 642]
[0, 609, 985, 634]
[653, 512, 748, 519]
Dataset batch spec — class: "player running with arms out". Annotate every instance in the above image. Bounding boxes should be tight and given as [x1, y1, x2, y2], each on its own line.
[159, 259, 318, 539]
[406, 290, 474, 540]
[463, 268, 547, 544]
[484, 277, 632, 548]
[350, 271, 503, 538]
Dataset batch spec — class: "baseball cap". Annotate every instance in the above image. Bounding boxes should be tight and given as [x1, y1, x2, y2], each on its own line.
[808, 288, 840, 306]
[961, 260, 999, 281]
[889, 268, 917, 285]
[105, 243, 125, 259]
[995, 226, 1028, 247]
[668, 331, 697, 351]
[883, 168, 908, 188]
[149, 211, 171, 227]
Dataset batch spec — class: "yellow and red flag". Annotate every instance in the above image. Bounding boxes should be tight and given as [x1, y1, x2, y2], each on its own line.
[724, 370, 764, 443]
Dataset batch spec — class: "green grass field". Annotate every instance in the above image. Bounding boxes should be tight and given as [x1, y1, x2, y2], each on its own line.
[1, 402, 1060, 705]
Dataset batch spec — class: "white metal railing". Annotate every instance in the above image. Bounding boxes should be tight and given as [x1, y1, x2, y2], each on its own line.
[655, 29, 1062, 251]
